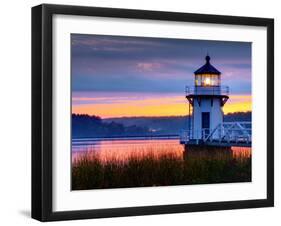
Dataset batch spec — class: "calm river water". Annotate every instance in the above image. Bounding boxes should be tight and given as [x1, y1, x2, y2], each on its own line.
[72, 138, 251, 164]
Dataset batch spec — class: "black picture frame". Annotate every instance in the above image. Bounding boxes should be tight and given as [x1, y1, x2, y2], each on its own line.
[32, 4, 274, 222]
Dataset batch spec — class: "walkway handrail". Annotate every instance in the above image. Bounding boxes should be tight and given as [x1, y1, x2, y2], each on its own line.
[180, 121, 252, 145]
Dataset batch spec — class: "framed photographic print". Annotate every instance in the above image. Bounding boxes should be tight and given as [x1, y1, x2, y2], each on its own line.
[32, 4, 274, 221]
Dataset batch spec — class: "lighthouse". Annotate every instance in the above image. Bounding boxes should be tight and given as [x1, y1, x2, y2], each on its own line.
[180, 55, 251, 147]
[185, 55, 229, 142]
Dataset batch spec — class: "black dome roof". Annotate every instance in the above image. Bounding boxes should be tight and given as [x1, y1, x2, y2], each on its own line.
[194, 55, 221, 75]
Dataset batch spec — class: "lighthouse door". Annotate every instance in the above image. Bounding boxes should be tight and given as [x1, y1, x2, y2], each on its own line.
[202, 112, 210, 139]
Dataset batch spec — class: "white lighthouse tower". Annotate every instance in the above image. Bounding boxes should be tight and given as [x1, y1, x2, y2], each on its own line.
[186, 55, 229, 141]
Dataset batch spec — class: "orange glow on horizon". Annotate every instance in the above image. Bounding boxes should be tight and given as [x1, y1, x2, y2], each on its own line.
[223, 101, 251, 114]
[72, 94, 251, 118]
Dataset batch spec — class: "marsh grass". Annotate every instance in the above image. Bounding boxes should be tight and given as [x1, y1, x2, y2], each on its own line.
[72, 147, 251, 190]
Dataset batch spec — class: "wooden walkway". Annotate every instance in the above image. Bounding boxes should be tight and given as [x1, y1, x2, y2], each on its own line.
[180, 139, 251, 147]
[180, 122, 252, 148]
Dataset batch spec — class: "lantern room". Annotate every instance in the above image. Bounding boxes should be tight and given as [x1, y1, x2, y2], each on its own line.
[194, 55, 221, 87]
[195, 74, 220, 86]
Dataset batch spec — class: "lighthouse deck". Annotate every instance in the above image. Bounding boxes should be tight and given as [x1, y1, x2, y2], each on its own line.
[185, 85, 230, 96]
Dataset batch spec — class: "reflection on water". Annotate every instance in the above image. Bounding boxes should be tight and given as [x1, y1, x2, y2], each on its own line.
[72, 138, 251, 164]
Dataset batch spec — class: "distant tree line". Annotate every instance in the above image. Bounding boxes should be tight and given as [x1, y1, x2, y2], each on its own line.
[72, 114, 150, 138]
[224, 111, 251, 122]
[72, 111, 251, 138]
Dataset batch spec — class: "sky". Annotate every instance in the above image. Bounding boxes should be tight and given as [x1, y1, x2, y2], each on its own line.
[71, 34, 251, 118]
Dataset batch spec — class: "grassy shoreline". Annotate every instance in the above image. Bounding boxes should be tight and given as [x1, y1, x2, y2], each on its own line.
[72, 149, 251, 190]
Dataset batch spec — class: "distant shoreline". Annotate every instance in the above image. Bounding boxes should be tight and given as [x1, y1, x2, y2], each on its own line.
[72, 112, 251, 139]
[72, 135, 179, 143]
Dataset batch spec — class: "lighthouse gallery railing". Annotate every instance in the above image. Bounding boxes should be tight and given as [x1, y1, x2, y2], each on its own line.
[185, 85, 229, 96]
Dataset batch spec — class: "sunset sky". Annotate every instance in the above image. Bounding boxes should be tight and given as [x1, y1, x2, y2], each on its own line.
[71, 34, 251, 118]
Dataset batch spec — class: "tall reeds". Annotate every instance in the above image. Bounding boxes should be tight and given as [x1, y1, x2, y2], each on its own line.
[72, 146, 251, 190]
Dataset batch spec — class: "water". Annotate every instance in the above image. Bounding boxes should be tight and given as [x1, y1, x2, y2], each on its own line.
[72, 138, 251, 164]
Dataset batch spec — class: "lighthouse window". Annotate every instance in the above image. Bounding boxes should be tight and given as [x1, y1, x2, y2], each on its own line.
[204, 77, 211, 86]
[195, 74, 201, 86]
[195, 74, 203, 86]
[201, 74, 212, 86]
[195, 74, 220, 86]
[199, 74, 220, 86]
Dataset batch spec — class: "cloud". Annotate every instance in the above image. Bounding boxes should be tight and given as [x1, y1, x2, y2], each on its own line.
[71, 34, 251, 95]
[136, 62, 162, 72]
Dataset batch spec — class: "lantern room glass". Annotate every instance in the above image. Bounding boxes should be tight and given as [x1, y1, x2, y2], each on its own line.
[195, 74, 220, 87]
